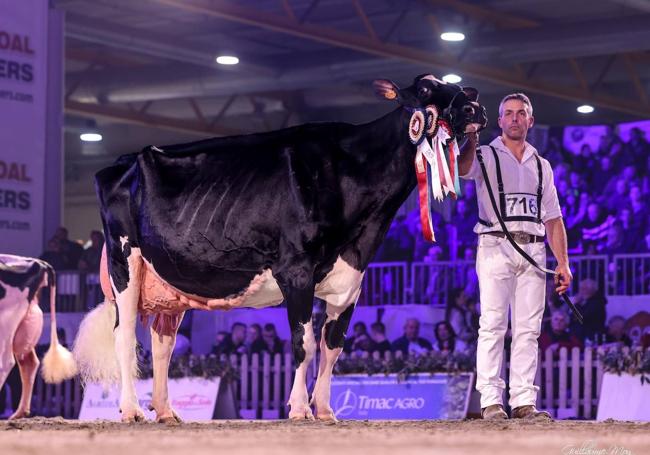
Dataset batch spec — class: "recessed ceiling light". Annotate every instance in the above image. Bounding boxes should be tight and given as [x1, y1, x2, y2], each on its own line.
[80, 133, 102, 142]
[442, 73, 462, 84]
[216, 55, 239, 65]
[440, 32, 465, 42]
[577, 104, 594, 114]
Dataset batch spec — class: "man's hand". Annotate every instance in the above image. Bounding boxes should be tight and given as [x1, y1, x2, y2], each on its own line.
[554, 263, 573, 295]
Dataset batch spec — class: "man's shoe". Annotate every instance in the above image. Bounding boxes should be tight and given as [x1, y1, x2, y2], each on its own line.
[481, 404, 508, 420]
[511, 405, 552, 420]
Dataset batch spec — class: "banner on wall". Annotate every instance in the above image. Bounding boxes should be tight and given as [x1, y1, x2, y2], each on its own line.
[0, 0, 49, 256]
[330, 373, 474, 420]
[79, 377, 224, 421]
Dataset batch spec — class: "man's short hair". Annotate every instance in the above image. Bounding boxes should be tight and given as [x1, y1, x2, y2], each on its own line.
[499, 92, 533, 117]
[371, 322, 386, 334]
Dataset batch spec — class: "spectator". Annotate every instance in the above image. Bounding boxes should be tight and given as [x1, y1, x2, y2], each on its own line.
[628, 127, 650, 170]
[212, 322, 247, 355]
[570, 279, 607, 342]
[539, 311, 583, 354]
[246, 323, 266, 354]
[604, 178, 628, 214]
[454, 199, 476, 256]
[78, 230, 104, 272]
[445, 287, 478, 345]
[625, 185, 648, 237]
[391, 318, 432, 356]
[345, 322, 374, 354]
[580, 203, 615, 254]
[618, 207, 646, 252]
[261, 323, 285, 355]
[344, 322, 370, 353]
[433, 321, 467, 354]
[39, 238, 66, 270]
[53, 226, 84, 270]
[374, 214, 414, 262]
[369, 322, 391, 357]
[603, 316, 633, 347]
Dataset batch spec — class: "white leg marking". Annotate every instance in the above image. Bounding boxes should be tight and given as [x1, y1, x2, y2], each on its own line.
[287, 320, 317, 420]
[149, 312, 184, 423]
[112, 242, 145, 422]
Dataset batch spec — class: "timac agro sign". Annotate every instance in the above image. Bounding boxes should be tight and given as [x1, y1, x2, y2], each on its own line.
[331, 373, 473, 420]
[79, 377, 221, 421]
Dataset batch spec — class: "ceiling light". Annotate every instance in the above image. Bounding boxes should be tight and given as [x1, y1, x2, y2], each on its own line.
[577, 104, 594, 114]
[216, 55, 239, 65]
[440, 32, 465, 42]
[442, 73, 462, 84]
[80, 133, 102, 142]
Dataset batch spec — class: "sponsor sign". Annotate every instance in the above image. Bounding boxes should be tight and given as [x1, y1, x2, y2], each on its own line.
[0, 0, 49, 255]
[79, 377, 221, 421]
[331, 373, 473, 420]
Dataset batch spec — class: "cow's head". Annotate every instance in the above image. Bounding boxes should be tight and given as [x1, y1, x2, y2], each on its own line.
[373, 74, 487, 142]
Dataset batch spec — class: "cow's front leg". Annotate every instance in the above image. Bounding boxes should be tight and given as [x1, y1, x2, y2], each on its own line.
[312, 303, 356, 422]
[283, 285, 316, 420]
[149, 312, 184, 424]
[113, 246, 145, 423]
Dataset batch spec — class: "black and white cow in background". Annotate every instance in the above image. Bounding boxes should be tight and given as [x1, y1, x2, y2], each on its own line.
[73, 74, 487, 423]
[0, 255, 77, 419]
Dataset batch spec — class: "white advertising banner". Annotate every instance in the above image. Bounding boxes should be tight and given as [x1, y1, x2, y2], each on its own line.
[0, 0, 48, 256]
[79, 377, 222, 421]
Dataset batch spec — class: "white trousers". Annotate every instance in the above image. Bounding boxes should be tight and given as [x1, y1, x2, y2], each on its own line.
[475, 234, 546, 409]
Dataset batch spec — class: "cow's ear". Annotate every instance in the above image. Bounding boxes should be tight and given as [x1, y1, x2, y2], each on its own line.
[463, 87, 479, 102]
[372, 79, 400, 101]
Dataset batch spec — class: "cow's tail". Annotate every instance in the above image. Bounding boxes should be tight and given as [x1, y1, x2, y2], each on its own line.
[72, 247, 121, 386]
[41, 267, 78, 383]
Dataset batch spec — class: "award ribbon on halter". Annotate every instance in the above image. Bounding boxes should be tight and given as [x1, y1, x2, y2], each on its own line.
[411, 107, 461, 242]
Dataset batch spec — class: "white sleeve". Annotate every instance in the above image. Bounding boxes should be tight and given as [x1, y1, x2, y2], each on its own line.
[460, 145, 484, 180]
[541, 159, 562, 222]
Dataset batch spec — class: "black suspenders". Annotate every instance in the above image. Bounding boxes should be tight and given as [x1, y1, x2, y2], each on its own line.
[477, 145, 543, 227]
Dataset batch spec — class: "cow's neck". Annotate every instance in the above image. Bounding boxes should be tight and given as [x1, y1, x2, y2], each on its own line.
[337, 108, 418, 267]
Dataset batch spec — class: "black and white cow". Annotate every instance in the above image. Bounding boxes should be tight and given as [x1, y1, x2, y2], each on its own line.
[73, 74, 486, 423]
[0, 255, 77, 419]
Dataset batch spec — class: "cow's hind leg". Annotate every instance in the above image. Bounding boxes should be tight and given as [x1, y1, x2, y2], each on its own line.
[112, 242, 145, 422]
[9, 350, 39, 420]
[149, 312, 184, 424]
[283, 285, 316, 420]
[9, 303, 44, 420]
[312, 303, 356, 422]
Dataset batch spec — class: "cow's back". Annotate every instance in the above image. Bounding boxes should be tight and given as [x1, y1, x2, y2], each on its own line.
[96, 123, 354, 299]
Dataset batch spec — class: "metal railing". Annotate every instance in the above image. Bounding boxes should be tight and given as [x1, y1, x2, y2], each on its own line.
[42, 253, 650, 313]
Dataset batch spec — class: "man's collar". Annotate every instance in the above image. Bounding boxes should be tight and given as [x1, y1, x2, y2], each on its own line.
[489, 136, 538, 163]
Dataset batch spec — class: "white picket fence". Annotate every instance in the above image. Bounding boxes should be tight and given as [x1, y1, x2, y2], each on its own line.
[5, 347, 640, 420]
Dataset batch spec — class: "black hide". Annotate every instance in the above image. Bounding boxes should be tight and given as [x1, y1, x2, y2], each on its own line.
[96, 76, 484, 301]
[0, 256, 52, 302]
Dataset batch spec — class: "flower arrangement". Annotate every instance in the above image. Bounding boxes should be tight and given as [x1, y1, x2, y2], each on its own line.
[333, 350, 475, 380]
[598, 346, 650, 384]
[137, 349, 239, 383]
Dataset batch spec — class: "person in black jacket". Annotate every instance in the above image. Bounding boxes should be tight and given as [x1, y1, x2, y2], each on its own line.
[391, 318, 432, 356]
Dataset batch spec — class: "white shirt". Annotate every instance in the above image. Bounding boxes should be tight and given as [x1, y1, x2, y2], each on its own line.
[461, 137, 562, 237]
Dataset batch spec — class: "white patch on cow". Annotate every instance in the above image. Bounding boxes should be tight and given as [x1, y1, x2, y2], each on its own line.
[110, 241, 145, 421]
[315, 256, 364, 318]
[422, 74, 446, 85]
[119, 235, 129, 252]
[287, 320, 317, 420]
[238, 270, 284, 309]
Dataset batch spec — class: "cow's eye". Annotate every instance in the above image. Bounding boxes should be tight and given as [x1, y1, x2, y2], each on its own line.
[418, 85, 431, 99]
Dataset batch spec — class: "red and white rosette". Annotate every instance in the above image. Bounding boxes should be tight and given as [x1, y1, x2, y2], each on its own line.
[425, 105, 439, 137]
[408, 110, 426, 145]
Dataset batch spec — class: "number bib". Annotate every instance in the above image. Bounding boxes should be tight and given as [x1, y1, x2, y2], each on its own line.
[505, 193, 538, 218]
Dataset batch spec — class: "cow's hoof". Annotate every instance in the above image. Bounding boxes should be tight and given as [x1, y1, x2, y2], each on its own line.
[8, 409, 31, 420]
[316, 411, 338, 423]
[156, 409, 182, 424]
[288, 406, 315, 421]
[120, 408, 147, 423]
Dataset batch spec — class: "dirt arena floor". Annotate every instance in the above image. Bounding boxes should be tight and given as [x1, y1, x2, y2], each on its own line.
[1, 418, 649, 455]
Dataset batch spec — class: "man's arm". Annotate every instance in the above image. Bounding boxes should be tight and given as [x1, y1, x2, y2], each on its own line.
[545, 216, 573, 294]
[458, 131, 479, 177]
